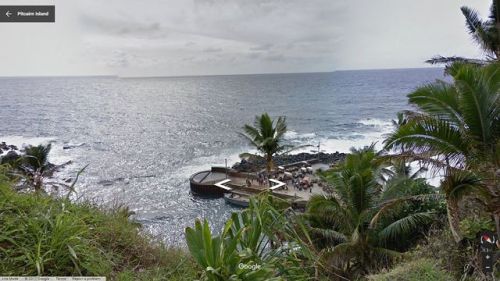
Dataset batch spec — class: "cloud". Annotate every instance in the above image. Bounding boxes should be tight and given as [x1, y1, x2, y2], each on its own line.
[203, 47, 223, 53]
[106, 50, 130, 68]
[265, 54, 285, 62]
[250, 43, 273, 51]
[0, 0, 492, 76]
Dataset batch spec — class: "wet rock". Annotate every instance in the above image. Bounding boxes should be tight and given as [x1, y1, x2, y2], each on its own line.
[1, 151, 20, 165]
[8, 145, 18, 150]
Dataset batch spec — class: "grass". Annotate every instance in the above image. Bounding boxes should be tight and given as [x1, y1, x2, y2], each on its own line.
[0, 176, 200, 280]
[366, 258, 453, 281]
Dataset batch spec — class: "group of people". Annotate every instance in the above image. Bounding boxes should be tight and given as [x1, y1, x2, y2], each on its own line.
[277, 166, 315, 192]
[256, 172, 269, 186]
[244, 172, 269, 187]
[244, 166, 316, 193]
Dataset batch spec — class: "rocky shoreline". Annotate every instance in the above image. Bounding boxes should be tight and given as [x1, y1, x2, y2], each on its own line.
[0, 142, 21, 164]
[0, 142, 71, 176]
[232, 152, 346, 172]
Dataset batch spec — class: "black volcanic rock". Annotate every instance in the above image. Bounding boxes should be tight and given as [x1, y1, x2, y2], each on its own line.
[1, 151, 20, 165]
[232, 152, 346, 172]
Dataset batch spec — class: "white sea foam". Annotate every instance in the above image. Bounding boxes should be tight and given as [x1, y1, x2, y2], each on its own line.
[357, 118, 393, 127]
[283, 119, 395, 154]
[1, 135, 56, 149]
[284, 130, 316, 140]
[179, 149, 246, 179]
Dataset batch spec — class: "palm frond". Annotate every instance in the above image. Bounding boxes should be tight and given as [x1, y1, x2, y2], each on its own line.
[425, 55, 488, 66]
[309, 227, 347, 245]
[461, 6, 499, 57]
[378, 212, 434, 244]
[370, 193, 444, 228]
[461, 6, 484, 36]
[453, 63, 500, 148]
[408, 81, 463, 126]
[384, 117, 468, 165]
[441, 169, 488, 202]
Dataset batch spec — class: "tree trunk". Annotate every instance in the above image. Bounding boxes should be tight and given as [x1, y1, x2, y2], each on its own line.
[266, 154, 273, 187]
[446, 199, 463, 243]
[266, 154, 272, 174]
[33, 170, 43, 193]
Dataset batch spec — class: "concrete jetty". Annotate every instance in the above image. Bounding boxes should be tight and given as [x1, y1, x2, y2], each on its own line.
[189, 159, 331, 208]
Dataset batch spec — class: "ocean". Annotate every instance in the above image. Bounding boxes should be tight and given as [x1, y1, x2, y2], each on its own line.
[0, 68, 444, 245]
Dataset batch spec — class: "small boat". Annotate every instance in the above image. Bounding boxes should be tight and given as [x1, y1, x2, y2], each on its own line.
[224, 192, 250, 207]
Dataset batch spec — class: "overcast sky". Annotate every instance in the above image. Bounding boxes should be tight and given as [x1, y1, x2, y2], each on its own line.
[0, 0, 492, 77]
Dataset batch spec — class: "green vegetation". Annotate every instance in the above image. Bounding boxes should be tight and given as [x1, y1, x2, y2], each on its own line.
[367, 258, 453, 281]
[0, 166, 199, 280]
[3, 143, 78, 195]
[306, 146, 442, 279]
[239, 113, 306, 174]
[1, 63, 497, 279]
[384, 62, 500, 243]
[427, 0, 500, 65]
[7, 144, 55, 192]
[1, 3, 498, 279]
[197, 60, 499, 279]
[185, 195, 318, 281]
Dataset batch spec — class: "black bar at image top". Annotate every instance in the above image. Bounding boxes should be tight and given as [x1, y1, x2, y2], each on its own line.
[0, 6, 55, 22]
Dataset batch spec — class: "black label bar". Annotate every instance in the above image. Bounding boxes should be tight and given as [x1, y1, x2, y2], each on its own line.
[0, 6, 55, 22]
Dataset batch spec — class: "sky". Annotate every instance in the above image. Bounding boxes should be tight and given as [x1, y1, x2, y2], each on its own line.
[0, 0, 492, 77]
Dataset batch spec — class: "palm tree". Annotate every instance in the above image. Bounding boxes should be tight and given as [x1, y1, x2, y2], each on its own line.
[427, 0, 500, 66]
[239, 113, 301, 175]
[384, 62, 500, 243]
[307, 146, 438, 279]
[18, 144, 54, 192]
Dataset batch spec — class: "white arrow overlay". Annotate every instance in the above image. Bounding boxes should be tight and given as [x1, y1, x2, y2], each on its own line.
[5, 11, 12, 17]
[215, 179, 232, 191]
[269, 179, 286, 190]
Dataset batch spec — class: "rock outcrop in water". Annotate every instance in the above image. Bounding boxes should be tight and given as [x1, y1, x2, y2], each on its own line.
[0, 141, 71, 172]
[232, 152, 346, 172]
[1, 142, 18, 151]
[1, 151, 21, 165]
[0, 142, 21, 165]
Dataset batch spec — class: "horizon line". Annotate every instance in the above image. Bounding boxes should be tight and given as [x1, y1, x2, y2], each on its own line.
[0, 66, 443, 79]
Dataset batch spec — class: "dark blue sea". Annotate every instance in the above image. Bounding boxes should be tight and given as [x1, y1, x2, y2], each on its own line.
[0, 68, 444, 244]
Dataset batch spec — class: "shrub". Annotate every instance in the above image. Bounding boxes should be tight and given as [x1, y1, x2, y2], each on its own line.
[0, 172, 199, 279]
[367, 258, 453, 281]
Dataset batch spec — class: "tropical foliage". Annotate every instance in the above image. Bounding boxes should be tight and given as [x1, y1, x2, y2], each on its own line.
[0, 166, 198, 280]
[3, 143, 78, 195]
[185, 194, 318, 281]
[384, 62, 500, 243]
[306, 146, 440, 279]
[427, 0, 500, 66]
[18, 144, 55, 192]
[239, 113, 303, 174]
[366, 258, 453, 281]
